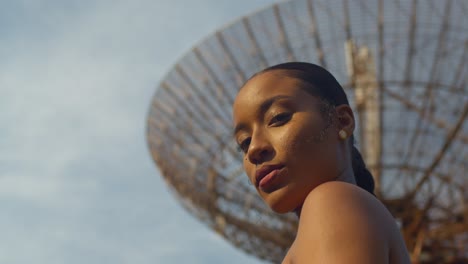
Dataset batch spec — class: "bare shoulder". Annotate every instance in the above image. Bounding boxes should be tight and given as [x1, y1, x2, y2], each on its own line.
[293, 181, 401, 263]
[301, 180, 394, 219]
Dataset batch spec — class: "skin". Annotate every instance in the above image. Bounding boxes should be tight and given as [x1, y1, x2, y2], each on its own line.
[233, 70, 356, 214]
[232, 70, 411, 263]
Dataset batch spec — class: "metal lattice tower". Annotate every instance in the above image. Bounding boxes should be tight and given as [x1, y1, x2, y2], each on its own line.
[146, 0, 468, 263]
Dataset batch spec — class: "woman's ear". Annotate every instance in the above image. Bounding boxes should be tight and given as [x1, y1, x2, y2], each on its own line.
[335, 104, 355, 138]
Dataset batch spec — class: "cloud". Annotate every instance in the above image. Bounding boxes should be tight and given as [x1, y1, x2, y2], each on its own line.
[0, 0, 273, 263]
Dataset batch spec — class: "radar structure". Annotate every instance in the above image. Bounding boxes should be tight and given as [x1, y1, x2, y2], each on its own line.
[146, 0, 467, 263]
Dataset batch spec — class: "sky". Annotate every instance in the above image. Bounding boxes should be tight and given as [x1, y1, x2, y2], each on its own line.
[0, 0, 276, 263]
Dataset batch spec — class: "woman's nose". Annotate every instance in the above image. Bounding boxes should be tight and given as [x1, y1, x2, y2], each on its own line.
[247, 134, 273, 165]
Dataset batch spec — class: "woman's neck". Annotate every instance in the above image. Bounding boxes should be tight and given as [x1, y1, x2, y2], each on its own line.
[293, 167, 355, 218]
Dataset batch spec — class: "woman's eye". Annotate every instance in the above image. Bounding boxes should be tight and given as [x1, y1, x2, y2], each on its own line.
[237, 138, 251, 153]
[269, 112, 291, 126]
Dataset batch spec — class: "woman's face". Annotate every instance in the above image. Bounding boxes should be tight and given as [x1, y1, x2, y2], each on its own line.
[233, 71, 348, 213]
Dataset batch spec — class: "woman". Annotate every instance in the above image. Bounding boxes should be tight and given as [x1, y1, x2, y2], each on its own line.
[232, 62, 411, 263]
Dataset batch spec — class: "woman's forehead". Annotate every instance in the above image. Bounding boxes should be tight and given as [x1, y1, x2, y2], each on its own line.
[233, 73, 316, 122]
[234, 73, 302, 106]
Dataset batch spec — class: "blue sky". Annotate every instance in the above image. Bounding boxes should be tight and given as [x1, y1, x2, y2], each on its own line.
[0, 1, 275, 263]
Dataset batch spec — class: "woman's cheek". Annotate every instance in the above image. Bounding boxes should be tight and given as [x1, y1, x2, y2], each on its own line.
[290, 128, 326, 175]
[277, 127, 300, 158]
[277, 127, 308, 166]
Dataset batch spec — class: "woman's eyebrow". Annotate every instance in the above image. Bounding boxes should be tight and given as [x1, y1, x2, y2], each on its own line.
[233, 122, 247, 137]
[259, 95, 294, 114]
[233, 95, 293, 136]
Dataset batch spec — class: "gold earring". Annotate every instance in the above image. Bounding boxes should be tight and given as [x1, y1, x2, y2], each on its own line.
[339, 130, 347, 140]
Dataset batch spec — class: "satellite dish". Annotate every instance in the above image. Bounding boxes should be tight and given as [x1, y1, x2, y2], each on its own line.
[147, 0, 467, 262]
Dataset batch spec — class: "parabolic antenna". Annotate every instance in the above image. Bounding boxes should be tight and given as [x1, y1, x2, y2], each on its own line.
[147, 0, 467, 263]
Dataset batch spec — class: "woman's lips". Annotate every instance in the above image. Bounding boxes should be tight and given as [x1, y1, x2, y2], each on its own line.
[258, 166, 284, 192]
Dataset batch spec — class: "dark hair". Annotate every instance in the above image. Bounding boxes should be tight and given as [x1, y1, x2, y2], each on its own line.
[254, 62, 375, 196]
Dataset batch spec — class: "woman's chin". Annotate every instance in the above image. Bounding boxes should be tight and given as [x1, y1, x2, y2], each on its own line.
[259, 186, 299, 214]
[260, 183, 306, 214]
[270, 205, 292, 214]
[265, 195, 296, 214]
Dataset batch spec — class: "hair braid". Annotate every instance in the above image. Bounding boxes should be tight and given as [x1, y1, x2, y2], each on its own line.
[350, 140, 375, 196]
